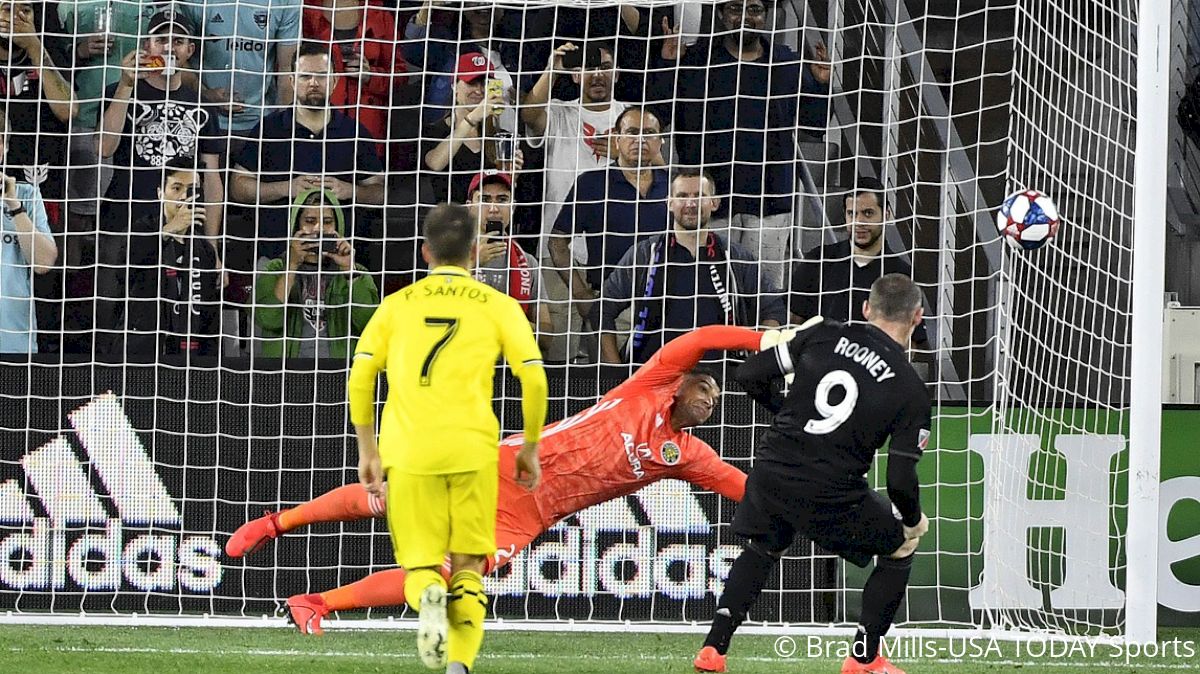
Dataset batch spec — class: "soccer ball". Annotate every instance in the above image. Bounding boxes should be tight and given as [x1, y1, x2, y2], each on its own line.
[996, 189, 1061, 251]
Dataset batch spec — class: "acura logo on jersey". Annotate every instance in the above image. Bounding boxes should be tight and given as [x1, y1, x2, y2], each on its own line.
[0, 394, 223, 593]
[622, 432, 651, 479]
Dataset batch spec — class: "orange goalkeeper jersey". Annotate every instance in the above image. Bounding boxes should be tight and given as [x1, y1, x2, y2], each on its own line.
[498, 325, 757, 527]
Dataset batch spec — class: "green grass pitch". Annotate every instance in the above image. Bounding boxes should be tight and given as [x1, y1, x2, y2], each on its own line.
[1, 625, 1198, 673]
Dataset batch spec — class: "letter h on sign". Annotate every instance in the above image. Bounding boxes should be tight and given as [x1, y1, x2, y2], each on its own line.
[968, 434, 1125, 610]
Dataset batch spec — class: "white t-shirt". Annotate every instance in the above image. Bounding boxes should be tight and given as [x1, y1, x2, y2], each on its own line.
[526, 99, 628, 250]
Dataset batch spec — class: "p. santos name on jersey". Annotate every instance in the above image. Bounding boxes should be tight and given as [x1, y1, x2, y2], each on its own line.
[833, 336, 896, 383]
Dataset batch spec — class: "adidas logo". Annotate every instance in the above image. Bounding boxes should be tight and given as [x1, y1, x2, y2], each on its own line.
[211, 12, 224, 23]
[488, 479, 735, 600]
[0, 393, 223, 593]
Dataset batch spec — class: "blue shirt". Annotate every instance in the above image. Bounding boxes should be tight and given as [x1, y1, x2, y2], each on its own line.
[235, 109, 382, 255]
[0, 183, 51, 354]
[553, 166, 669, 289]
[180, 0, 302, 132]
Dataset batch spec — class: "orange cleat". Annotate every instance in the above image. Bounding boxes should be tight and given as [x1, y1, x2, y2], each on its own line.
[841, 654, 907, 674]
[225, 510, 284, 558]
[693, 645, 727, 672]
[287, 593, 329, 635]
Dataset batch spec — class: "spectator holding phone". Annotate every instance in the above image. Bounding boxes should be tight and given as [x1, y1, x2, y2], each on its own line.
[420, 52, 523, 204]
[95, 159, 222, 361]
[466, 171, 552, 349]
[0, 114, 56, 355]
[252, 187, 379, 359]
[100, 8, 223, 236]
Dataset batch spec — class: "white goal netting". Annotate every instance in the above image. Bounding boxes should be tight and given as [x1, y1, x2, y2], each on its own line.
[0, 0, 1159, 639]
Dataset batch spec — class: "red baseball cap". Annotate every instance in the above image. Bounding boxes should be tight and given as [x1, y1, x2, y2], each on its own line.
[467, 171, 513, 197]
[456, 52, 495, 82]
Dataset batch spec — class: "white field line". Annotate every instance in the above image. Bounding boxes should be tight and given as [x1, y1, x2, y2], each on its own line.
[0, 644, 1193, 669]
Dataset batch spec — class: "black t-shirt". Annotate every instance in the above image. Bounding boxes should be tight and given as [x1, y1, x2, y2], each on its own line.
[1, 51, 69, 204]
[791, 240, 929, 344]
[419, 115, 490, 204]
[753, 320, 931, 492]
[101, 80, 221, 225]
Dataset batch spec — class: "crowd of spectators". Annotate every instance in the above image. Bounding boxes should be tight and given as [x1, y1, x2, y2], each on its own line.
[0, 0, 932, 367]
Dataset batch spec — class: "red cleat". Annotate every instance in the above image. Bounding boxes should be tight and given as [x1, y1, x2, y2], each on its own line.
[693, 645, 727, 672]
[287, 593, 329, 635]
[225, 510, 284, 558]
[841, 654, 907, 674]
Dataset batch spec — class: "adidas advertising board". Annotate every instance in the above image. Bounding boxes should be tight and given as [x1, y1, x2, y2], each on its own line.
[0, 394, 223, 594]
[0, 363, 835, 622]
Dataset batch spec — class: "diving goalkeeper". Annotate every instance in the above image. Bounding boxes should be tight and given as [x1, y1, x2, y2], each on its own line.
[228, 325, 793, 634]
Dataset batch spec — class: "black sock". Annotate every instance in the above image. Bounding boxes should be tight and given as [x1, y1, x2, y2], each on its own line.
[703, 546, 779, 655]
[854, 553, 914, 664]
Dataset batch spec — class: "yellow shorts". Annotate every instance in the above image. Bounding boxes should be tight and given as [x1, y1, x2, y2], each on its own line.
[386, 465, 498, 570]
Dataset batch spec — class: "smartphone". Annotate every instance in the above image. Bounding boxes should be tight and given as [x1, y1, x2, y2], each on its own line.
[562, 43, 603, 71]
[484, 220, 504, 236]
[320, 239, 341, 255]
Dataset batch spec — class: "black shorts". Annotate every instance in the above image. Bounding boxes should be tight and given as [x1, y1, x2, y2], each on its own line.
[733, 464, 906, 568]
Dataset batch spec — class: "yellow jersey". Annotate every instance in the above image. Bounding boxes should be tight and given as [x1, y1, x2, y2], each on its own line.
[349, 266, 544, 474]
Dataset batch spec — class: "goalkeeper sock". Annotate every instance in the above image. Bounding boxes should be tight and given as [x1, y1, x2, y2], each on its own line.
[404, 568, 447, 613]
[321, 568, 409, 611]
[853, 553, 914, 663]
[446, 570, 488, 670]
[277, 484, 384, 532]
[704, 544, 779, 655]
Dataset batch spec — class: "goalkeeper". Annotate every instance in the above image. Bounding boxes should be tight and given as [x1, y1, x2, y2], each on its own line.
[348, 203, 548, 674]
[228, 325, 795, 634]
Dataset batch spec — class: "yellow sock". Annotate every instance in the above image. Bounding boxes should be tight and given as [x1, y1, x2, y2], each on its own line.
[404, 568, 446, 613]
[446, 570, 488, 669]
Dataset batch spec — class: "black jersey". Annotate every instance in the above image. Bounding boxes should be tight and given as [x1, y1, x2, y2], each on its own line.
[735, 320, 931, 522]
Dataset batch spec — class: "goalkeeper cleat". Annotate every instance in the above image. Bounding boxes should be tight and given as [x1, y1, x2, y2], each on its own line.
[840, 655, 907, 674]
[286, 593, 328, 636]
[693, 645, 727, 673]
[225, 510, 284, 558]
[416, 583, 448, 669]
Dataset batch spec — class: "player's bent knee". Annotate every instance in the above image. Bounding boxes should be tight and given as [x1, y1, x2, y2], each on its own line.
[746, 538, 787, 561]
[890, 537, 919, 559]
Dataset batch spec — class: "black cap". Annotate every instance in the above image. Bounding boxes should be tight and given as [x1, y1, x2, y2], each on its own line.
[147, 7, 195, 37]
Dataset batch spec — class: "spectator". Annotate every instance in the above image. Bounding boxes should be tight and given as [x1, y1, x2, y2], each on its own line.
[100, 8, 223, 236]
[656, 0, 831, 287]
[180, 0, 301, 153]
[0, 115, 57, 355]
[521, 40, 628, 362]
[253, 187, 378, 358]
[404, 0, 524, 130]
[522, 41, 627, 247]
[0, 0, 77, 219]
[791, 178, 929, 347]
[600, 168, 784, 364]
[96, 158, 223, 360]
[419, 51, 522, 204]
[58, 0, 145, 247]
[301, 0, 410, 149]
[230, 42, 385, 262]
[466, 171, 552, 349]
[548, 106, 668, 319]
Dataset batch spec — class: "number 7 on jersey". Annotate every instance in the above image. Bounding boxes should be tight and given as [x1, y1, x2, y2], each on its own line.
[420, 317, 459, 386]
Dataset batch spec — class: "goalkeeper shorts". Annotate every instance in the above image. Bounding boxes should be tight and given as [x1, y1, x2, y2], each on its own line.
[386, 465, 498, 570]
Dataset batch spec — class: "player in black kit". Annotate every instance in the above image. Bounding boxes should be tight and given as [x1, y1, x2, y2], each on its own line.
[694, 274, 932, 674]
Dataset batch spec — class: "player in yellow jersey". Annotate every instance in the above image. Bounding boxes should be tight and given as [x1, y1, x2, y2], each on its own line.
[348, 203, 548, 674]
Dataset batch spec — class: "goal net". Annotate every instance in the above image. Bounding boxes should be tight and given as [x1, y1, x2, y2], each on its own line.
[0, 0, 1161, 641]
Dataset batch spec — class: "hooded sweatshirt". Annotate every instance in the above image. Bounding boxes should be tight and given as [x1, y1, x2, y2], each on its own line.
[253, 188, 379, 359]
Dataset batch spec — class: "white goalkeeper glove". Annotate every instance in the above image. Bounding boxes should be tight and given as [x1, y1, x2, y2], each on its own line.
[759, 326, 799, 351]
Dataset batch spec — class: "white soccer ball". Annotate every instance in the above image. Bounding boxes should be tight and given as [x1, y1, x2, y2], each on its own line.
[996, 189, 1061, 251]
